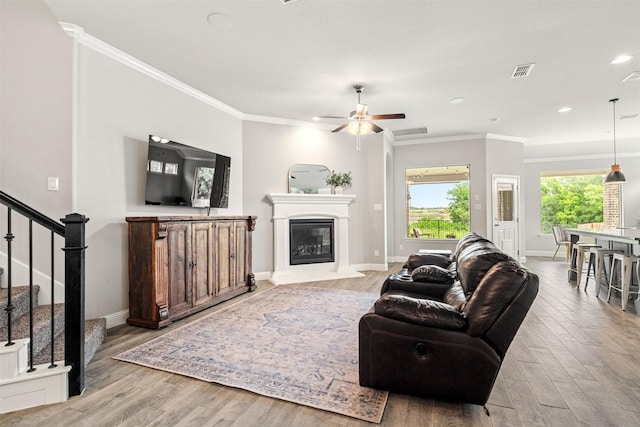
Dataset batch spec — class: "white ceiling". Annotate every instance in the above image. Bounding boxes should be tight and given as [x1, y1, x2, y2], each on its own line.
[44, 0, 640, 148]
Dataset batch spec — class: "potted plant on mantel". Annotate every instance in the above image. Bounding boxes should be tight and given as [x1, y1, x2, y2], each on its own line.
[326, 170, 352, 194]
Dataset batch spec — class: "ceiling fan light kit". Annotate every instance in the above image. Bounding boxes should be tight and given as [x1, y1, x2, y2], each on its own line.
[316, 85, 406, 151]
[604, 98, 626, 184]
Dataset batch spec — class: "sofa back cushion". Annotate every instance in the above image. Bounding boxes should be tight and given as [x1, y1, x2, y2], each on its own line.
[463, 260, 529, 337]
[404, 253, 452, 271]
[456, 241, 511, 295]
[453, 232, 491, 261]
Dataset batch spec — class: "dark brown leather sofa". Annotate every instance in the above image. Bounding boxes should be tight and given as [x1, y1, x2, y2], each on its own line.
[359, 232, 538, 407]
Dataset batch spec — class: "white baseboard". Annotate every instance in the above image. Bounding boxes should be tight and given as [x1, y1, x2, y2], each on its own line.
[352, 263, 389, 272]
[524, 250, 557, 258]
[104, 310, 128, 329]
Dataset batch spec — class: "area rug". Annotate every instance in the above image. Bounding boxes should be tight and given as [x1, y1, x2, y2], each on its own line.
[114, 286, 388, 423]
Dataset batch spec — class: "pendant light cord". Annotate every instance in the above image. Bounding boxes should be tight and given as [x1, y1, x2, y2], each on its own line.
[610, 98, 619, 164]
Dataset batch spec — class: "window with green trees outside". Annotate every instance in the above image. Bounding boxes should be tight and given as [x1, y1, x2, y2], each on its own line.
[406, 165, 470, 239]
[540, 170, 620, 234]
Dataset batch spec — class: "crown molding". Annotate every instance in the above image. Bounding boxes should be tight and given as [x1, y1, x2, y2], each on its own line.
[524, 151, 640, 163]
[243, 114, 331, 129]
[59, 22, 244, 120]
[392, 132, 525, 146]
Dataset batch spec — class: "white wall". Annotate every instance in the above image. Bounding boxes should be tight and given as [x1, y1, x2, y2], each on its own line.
[242, 121, 386, 275]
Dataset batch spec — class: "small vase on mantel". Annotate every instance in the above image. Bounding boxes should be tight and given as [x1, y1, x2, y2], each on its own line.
[333, 186, 344, 195]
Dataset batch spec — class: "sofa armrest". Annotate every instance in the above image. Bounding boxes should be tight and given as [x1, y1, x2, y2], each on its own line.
[374, 294, 466, 330]
[380, 274, 453, 299]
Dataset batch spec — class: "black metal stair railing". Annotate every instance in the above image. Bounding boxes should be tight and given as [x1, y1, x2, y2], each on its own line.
[0, 190, 88, 397]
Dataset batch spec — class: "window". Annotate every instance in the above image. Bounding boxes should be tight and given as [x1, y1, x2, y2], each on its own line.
[406, 165, 470, 239]
[540, 170, 621, 234]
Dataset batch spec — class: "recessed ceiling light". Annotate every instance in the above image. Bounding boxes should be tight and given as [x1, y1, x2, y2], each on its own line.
[611, 55, 632, 64]
[449, 97, 466, 104]
[558, 107, 572, 113]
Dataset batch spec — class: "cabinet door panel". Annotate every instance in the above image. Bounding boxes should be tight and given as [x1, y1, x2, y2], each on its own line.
[235, 222, 247, 288]
[215, 222, 234, 295]
[191, 223, 213, 306]
[167, 224, 191, 316]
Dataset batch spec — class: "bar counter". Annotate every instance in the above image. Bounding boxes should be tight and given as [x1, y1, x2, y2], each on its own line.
[565, 228, 640, 285]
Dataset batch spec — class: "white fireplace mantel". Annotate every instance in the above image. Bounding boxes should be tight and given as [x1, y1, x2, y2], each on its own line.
[267, 193, 364, 285]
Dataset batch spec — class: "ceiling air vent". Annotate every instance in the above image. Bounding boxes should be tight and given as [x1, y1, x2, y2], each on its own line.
[623, 71, 640, 82]
[511, 63, 535, 79]
[392, 127, 429, 137]
[619, 114, 639, 120]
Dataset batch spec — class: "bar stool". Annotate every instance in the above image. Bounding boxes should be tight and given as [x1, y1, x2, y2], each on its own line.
[570, 243, 600, 286]
[607, 253, 640, 311]
[585, 248, 623, 296]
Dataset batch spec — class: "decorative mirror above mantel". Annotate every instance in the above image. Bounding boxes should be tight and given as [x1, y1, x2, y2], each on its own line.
[288, 164, 331, 194]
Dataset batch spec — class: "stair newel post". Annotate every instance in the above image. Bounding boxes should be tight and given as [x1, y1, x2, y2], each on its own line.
[61, 213, 89, 397]
[3, 208, 15, 347]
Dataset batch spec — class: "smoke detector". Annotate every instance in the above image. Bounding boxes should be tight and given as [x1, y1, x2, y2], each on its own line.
[511, 63, 535, 78]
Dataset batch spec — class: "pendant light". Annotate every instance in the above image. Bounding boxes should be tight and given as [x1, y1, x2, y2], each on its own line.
[604, 98, 626, 183]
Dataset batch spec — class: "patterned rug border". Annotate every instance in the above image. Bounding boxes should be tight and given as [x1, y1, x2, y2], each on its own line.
[114, 286, 388, 423]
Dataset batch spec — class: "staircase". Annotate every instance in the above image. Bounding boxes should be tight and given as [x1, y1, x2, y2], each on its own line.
[0, 283, 106, 413]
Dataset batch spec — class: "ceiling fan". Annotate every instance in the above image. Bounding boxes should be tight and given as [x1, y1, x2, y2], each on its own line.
[316, 85, 406, 150]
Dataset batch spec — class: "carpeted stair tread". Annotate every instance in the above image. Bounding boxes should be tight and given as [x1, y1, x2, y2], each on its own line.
[33, 318, 107, 367]
[0, 285, 40, 329]
[0, 303, 65, 356]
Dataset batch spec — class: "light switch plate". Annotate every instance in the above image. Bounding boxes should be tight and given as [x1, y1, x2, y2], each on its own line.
[47, 177, 59, 191]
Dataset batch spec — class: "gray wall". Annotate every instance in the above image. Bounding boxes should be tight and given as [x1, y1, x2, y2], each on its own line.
[0, 0, 72, 298]
[242, 121, 387, 275]
[391, 137, 488, 258]
[4, 0, 639, 324]
[524, 141, 640, 255]
[74, 45, 243, 321]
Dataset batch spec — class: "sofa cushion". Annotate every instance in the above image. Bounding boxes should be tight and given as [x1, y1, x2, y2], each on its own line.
[404, 253, 452, 271]
[456, 243, 510, 295]
[411, 265, 456, 284]
[374, 294, 466, 330]
[463, 260, 529, 336]
[443, 282, 467, 311]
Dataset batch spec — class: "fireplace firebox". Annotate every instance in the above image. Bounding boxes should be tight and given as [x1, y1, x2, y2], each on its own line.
[289, 219, 334, 265]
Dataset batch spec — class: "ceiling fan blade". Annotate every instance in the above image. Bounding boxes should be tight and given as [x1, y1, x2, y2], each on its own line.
[370, 113, 406, 120]
[316, 114, 348, 120]
[331, 123, 349, 133]
[370, 122, 384, 133]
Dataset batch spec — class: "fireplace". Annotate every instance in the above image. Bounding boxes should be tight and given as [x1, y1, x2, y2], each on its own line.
[267, 193, 364, 285]
[289, 219, 334, 265]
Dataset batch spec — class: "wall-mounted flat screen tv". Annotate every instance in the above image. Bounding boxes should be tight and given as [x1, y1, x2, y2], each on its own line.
[144, 135, 230, 208]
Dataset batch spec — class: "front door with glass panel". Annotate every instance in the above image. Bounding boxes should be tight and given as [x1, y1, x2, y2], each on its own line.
[492, 175, 519, 260]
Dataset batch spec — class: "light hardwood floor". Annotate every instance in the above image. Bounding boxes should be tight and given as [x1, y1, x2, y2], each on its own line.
[2, 257, 640, 426]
